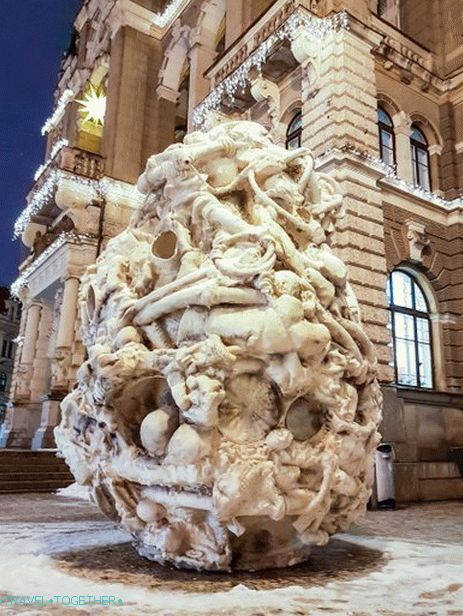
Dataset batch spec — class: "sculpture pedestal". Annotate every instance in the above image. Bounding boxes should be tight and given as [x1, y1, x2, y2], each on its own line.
[32, 396, 64, 450]
[0, 402, 41, 449]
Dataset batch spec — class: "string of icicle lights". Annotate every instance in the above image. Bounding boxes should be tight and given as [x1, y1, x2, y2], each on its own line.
[13, 171, 143, 239]
[315, 146, 463, 208]
[41, 89, 74, 135]
[34, 139, 69, 181]
[152, 0, 186, 27]
[10, 232, 96, 298]
[192, 10, 349, 128]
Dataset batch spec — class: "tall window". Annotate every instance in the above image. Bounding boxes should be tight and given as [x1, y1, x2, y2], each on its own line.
[286, 111, 302, 150]
[410, 124, 431, 190]
[0, 372, 7, 392]
[377, 107, 395, 166]
[377, 0, 400, 27]
[387, 270, 433, 389]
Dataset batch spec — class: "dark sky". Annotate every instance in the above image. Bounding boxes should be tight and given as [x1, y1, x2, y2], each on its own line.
[0, 0, 83, 287]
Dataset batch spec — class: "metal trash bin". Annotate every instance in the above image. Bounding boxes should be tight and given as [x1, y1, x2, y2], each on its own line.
[375, 443, 396, 510]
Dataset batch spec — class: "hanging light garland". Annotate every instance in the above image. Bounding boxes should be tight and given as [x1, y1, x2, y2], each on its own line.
[315, 145, 463, 209]
[41, 89, 75, 135]
[34, 139, 69, 182]
[13, 170, 99, 239]
[384, 175, 463, 209]
[192, 10, 349, 128]
[14, 171, 143, 239]
[152, 0, 188, 27]
[10, 232, 97, 298]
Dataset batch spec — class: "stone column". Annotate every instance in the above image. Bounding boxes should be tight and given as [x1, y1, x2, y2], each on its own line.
[56, 275, 80, 350]
[16, 301, 42, 400]
[32, 275, 80, 450]
[30, 301, 53, 403]
[393, 112, 413, 183]
[0, 301, 42, 448]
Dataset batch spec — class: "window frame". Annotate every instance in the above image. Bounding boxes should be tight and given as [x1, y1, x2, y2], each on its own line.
[377, 106, 396, 167]
[410, 124, 431, 191]
[0, 372, 7, 392]
[285, 111, 302, 150]
[388, 270, 434, 390]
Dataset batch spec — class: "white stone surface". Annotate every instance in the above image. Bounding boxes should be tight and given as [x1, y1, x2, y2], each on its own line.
[55, 121, 382, 571]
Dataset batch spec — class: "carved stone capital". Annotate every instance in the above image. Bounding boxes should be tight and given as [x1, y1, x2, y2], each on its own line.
[393, 111, 412, 132]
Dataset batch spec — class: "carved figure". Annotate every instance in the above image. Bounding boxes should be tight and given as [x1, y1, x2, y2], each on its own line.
[56, 121, 381, 571]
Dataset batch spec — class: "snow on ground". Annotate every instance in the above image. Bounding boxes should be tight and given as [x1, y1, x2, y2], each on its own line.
[0, 495, 462, 615]
[55, 483, 91, 501]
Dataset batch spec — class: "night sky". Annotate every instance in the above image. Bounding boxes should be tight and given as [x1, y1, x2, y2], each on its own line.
[0, 0, 83, 287]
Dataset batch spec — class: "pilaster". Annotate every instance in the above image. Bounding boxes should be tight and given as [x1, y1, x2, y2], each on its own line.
[302, 23, 393, 383]
[188, 42, 217, 132]
[393, 112, 413, 183]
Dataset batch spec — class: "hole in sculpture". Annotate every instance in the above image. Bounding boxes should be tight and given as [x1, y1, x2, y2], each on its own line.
[286, 397, 323, 441]
[152, 231, 178, 260]
[118, 376, 175, 442]
[87, 285, 96, 320]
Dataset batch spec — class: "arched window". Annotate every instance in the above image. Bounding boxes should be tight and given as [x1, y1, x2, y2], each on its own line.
[387, 270, 433, 389]
[377, 107, 395, 166]
[0, 372, 7, 392]
[286, 111, 302, 150]
[410, 124, 431, 190]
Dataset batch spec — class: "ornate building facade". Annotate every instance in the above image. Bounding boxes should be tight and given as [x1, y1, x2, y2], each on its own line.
[2, 0, 463, 501]
[0, 287, 21, 429]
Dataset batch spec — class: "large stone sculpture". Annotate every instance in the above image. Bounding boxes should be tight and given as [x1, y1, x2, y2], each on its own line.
[55, 121, 382, 571]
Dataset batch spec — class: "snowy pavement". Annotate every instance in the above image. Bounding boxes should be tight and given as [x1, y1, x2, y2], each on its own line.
[0, 494, 462, 615]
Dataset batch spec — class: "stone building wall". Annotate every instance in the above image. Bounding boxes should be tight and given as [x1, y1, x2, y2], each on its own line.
[5, 0, 463, 501]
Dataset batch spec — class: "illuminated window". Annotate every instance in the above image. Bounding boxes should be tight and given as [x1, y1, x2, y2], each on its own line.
[286, 111, 302, 150]
[410, 124, 431, 191]
[377, 107, 395, 166]
[387, 270, 433, 389]
[0, 372, 7, 392]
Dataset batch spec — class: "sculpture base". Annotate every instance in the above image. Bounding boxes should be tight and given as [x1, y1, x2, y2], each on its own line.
[133, 513, 312, 572]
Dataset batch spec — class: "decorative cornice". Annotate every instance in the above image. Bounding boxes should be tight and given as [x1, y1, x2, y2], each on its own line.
[315, 144, 463, 212]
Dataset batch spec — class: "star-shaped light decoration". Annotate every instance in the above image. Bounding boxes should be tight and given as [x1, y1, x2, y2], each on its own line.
[77, 84, 107, 126]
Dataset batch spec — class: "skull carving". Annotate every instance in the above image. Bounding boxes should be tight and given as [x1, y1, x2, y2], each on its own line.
[56, 121, 381, 571]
